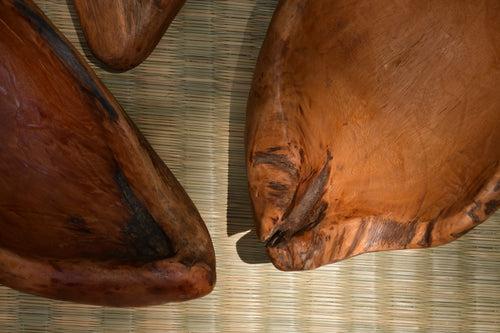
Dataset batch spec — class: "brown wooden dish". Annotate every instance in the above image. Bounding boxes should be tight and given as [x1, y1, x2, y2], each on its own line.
[246, 0, 500, 271]
[73, 0, 186, 72]
[0, 0, 215, 306]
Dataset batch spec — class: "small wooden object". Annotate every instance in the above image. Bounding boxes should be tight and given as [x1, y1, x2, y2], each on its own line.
[74, 0, 186, 71]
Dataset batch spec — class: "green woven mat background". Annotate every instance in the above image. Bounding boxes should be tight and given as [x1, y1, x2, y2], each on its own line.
[0, 1, 499, 332]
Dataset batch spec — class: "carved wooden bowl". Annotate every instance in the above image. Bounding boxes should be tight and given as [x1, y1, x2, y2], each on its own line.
[246, 0, 500, 271]
[0, 0, 215, 306]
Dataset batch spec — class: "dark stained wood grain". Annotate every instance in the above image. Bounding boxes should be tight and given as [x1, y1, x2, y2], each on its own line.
[246, 0, 500, 271]
[73, 0, 186, 72]
[0, 0, 215, 306]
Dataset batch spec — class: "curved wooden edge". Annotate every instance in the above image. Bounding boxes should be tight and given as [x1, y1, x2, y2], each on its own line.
[265, 171, 500, 271]
[73, 0, 186, 72]
[0, 247, 214, 307]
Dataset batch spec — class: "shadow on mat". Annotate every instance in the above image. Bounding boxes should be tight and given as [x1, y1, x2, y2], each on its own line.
[65, 0, 121, 73]
[227, 0, 278, 264]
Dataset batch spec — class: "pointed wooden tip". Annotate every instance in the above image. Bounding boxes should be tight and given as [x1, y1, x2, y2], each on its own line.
[74, 0, 186, 72]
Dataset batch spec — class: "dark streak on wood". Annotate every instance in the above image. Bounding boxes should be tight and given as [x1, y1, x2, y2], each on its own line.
[114, 168, 174, 261]
[418, 218, 437, 247]
[13, 0, 118, 121]
[266, 153, 332, 247]
[265, 229, 286, 248]
[304, 201, 328, 232]
[345, 219, 368, 257]
[364, 219, 418, 250]
[253, 151, 299, 178]
[323, 228, 345, 265]
[299, 148, 305, 164]
[334, 228, 346, 254]
[265, 146, 287, 153]
[268, 181, 289, 192]
[281, 183, 300, 222]
[467, 201, 482, 224]
[298, 104, 305, 116]
[67, 216, 92, 234]
[266, 182, 291, 212]
[484, 200, 500, 216]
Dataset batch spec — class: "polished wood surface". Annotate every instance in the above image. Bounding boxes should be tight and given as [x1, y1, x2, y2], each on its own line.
[0, 0, 215, 306]
[246, 0, 500, 271]
[74, 0, 186, 71]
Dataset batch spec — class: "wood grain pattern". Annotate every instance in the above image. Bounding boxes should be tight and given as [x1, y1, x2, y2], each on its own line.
[0, 0, 215, 306]
[73, 0, 186, 72]
[246, 0, 500, 271]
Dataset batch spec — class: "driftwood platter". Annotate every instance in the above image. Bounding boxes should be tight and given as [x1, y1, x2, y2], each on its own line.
[246, 0, 500, 271]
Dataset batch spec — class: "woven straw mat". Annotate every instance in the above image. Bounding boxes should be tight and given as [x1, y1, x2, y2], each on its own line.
[0, 1, 498, 332]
